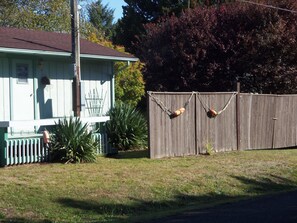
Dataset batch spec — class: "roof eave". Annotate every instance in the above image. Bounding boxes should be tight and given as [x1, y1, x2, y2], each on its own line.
[0, 47, 138, 62]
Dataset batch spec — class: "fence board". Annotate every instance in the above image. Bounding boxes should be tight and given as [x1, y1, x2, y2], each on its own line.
[196, 93, 237, 154]
[148, 92, 196, 158]
[273, 95, 297, 148]
[240, 94, 276, 150]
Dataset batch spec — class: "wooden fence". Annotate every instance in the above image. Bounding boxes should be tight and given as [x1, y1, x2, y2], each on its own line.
[147, 92, 297, 158]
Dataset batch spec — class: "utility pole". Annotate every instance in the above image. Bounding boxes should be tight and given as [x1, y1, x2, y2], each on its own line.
[71, 0, 81, 117]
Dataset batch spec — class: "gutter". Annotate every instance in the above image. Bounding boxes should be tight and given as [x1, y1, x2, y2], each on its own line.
[0, 47, 138, 62]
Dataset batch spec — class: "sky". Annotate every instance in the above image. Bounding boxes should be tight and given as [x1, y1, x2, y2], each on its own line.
[101, 0, 127, 22]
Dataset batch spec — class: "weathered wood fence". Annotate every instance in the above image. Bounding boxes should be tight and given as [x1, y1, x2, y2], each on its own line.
[148, 91, 297, 158]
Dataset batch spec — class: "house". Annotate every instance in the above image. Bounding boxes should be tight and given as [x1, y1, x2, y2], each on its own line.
[0, 27, 138, 166]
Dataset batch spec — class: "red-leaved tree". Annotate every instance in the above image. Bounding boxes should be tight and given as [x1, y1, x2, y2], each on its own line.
[136, 0, 297, 93]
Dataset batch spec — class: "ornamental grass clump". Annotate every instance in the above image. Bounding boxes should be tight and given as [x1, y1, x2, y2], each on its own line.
[50, 117, 98, 163]
[106, 103, 148, 150]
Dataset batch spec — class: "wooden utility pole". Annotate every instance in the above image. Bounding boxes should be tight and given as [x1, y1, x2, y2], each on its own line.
[71, 0, 81, 117]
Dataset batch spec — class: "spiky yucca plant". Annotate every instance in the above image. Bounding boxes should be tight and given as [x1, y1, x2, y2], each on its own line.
[106, 103, 147, 150]
[50, 117, 98, 163]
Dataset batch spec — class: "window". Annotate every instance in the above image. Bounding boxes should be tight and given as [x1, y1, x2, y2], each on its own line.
[16, 63, 29, 84]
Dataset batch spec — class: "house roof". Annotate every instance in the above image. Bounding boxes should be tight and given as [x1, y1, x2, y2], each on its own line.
[0, 27, 138, 62]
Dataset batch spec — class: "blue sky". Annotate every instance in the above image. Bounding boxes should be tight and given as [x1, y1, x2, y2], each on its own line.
[101, 0, 127, 22]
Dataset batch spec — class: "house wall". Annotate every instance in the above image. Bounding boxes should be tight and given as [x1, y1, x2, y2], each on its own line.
[0, 54, 113, 125]
[36, 57, 113, 119]
[81, 60, 113, 117]
[36, 58, 73, 119]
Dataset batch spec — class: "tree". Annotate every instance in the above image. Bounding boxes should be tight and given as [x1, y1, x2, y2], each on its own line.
[0, 0, 71, 32]
[113, 0, 189, 53]
[115, 61, 145, 107]
[136, 0, 297, 94]
[87, 0, 115, 39]
[113, 0, 234, 53]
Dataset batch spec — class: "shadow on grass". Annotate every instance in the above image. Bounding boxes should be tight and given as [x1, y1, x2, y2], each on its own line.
[2, 175, 296, 223]
[56, 193, 233, 223]
[0, 218, 53, 223]
[231, 174, 297, 193]
[54, 175, 297, 222]
[107, 149, 150, 159]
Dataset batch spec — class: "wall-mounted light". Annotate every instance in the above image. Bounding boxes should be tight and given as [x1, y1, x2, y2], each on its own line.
[41, 76, 50, 85]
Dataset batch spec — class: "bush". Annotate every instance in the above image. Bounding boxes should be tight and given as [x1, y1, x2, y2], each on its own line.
[115, 61, 145, 107]
[50, 117, 98, 163]
[106, 103, 148, 150]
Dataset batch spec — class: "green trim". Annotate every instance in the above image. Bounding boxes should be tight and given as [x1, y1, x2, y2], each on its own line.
[0, 127, 8, 167]
[0, 47, 138, 62]
[80, 54, 138, 62]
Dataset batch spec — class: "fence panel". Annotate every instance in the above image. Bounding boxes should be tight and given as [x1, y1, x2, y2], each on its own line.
[196, 93, 237, 154]
[240, 94, 276, 150]
[273, 95, 297, 148]
[148, 92, 196, 158]
[148, 91, 297, 158]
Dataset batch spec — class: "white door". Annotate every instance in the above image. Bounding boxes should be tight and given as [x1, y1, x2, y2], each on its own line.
[12, 59, 34, 133]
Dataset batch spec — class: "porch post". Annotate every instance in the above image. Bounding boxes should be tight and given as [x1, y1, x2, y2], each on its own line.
[0, 127, 8, 167]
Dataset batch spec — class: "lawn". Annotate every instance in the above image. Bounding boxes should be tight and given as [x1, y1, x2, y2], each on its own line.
[0, 149, 297, 223]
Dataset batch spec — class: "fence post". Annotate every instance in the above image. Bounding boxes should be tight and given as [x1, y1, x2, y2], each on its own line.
[147, 91, 152, 158]
[0, 127, 8, 167]
[236, 82, 241, 151]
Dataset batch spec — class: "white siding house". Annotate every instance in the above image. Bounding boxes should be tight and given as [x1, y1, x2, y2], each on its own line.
[0, 27, 137, 166]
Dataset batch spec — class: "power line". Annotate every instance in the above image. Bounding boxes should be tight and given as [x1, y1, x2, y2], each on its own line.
[238, 0, 297, 14]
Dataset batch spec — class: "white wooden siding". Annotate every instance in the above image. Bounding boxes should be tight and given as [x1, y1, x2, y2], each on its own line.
[0, 58, 10, 121]
[1, 56, 113, 123]
[81, 61, 112, 117]
[36, 60, 73, 119]
[36, 59, 112, 119]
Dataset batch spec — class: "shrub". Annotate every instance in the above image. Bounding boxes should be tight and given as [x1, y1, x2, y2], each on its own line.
[50, 117, 98, 163]
[115, 61, 145, 107]
[106, 103, 148, 150]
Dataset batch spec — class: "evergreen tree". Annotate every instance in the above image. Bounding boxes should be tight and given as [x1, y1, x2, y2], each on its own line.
[87, 0, 115, 39]
[113, 0, 188, 53]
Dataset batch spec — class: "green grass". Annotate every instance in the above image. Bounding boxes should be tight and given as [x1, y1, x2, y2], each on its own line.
[0, 149, 297, 223]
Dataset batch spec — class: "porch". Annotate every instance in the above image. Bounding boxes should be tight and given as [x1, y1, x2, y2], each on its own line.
[0, 116, 114, 166]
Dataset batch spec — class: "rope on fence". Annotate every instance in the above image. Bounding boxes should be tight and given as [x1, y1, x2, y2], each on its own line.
[197, 92, 238, 118]
[148, 92, 195, 118]
[147, 92, 172, 116]
[217, 92, 238, 115]
[148, 91, 237, 119]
